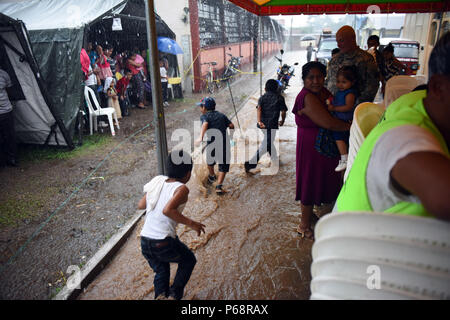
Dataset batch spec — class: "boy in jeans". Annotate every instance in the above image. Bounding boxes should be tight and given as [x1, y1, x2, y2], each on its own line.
[195, 97, 235, 194]
[138, 150, 205, 300]
[245, 79, 287, 172]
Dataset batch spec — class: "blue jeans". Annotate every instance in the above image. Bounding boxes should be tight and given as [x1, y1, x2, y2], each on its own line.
[249, 128, 277, 165]
[141, 236, 196, 300]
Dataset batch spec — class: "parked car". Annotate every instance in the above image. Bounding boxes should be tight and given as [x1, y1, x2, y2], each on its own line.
[379, 38, 421, 75]
[314, 36, 337, 66]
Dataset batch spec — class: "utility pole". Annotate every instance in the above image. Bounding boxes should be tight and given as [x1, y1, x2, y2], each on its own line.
[145, 0, 168, 174]
[259, 15, 262, 97]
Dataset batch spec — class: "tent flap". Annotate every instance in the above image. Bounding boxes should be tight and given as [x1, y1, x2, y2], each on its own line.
[28, 28, 85, 140]
[1, 13, 72, 147]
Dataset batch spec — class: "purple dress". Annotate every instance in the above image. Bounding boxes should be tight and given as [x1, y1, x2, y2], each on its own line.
[292, 87, 342, 205]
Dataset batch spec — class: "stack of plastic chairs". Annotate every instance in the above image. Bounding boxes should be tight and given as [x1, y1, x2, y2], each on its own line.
[384, 75, 427, 108]
[310, 212, 450, 299]
[344, 75, 428, 182]
[344, 102, 385, 182]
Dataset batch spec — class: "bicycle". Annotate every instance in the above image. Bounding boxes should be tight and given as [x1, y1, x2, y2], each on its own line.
[201, 61, 220, 94]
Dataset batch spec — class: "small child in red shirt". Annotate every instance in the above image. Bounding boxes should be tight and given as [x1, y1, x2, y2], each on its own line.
[116, 69, 133, 116]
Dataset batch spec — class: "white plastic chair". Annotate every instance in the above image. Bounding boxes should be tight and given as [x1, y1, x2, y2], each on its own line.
[384, 75, 427, 108]
[310, 212, 450, 300]
[167, 83, 174, 100]
[344, 102, 384, 182]
[84, 86, 119, 136]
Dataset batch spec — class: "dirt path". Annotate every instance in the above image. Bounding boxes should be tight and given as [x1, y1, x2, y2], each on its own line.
[0, 50, 305, 299]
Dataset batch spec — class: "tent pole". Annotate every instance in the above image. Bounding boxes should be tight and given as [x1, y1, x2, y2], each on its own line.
[259, 15, 262, 97]
[436, 10, 444, 41]
[145, 0, 168, 175]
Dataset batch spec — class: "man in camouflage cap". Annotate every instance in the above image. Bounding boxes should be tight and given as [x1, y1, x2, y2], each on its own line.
[326, 25, 380, 104]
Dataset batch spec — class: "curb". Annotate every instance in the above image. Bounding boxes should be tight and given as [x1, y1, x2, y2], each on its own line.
[53, 209, 146, 300]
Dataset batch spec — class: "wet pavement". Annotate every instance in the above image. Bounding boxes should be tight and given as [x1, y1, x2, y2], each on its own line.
[79, 54, 314, 300]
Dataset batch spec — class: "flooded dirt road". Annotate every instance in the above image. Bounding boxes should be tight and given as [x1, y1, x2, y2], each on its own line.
[80, 54, 314, 299]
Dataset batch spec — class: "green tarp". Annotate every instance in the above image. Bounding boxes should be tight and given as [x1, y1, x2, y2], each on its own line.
[29, 29, 85, 142]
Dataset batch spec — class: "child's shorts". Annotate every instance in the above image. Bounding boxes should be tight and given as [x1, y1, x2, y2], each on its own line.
[205, 141, 230, 173]
[332, 110, 352, 142]
[332, 130, 350, 142]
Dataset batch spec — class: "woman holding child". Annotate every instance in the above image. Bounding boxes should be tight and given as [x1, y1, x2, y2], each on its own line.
[127, 52, 145, 109]
[292, 62, 351, 240]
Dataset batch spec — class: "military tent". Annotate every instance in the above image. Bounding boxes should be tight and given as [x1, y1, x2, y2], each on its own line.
[0, 0, 176, 148]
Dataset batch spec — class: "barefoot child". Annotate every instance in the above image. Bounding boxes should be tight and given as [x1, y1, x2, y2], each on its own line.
[138, 150, 205, 300]
[326, 66, 357, 171]
[195, 97, 235, 195]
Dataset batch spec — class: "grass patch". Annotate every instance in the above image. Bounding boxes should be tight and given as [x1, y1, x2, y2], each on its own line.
[0, 194, 46, 227]
[2, 134, 114, 228]
[18, 134, 113, 163]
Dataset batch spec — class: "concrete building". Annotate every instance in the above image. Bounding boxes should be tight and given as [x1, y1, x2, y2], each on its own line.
[155, 0, 193, 93]
[155, 0, 283, 93]
[403, 12, 450, 77]
[359, 14, 405, 50]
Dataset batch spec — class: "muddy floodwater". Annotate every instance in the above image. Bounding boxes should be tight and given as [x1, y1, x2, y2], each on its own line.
[79, 65, 315, 300]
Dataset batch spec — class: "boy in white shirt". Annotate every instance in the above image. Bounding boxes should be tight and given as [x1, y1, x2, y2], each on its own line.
[138, 150, 205, 300]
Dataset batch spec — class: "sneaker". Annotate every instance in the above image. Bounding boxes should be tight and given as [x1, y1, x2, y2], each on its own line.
[163, 101, 169, 107]
[99, 121, 109, 128]
[215, 184, 227, 195]
[207, 175, 217, 184]
[335, 159, 347, 172]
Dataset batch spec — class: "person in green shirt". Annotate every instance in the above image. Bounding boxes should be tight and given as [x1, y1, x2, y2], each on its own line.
[335, 32, 450, 221]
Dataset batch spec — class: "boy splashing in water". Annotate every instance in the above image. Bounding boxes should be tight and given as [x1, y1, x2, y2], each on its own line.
[138, 150, 205, 300]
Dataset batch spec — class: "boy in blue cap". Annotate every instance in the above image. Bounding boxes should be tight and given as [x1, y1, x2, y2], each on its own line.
[195, 97, 234, 194]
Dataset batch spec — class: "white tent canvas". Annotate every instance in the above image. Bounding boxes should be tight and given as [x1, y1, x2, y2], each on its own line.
[1, 12, 71, 146]
[0, 0, 125, 30]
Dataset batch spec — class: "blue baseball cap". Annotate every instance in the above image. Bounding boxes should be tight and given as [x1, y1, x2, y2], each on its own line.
[196, 97, 216, 110]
